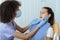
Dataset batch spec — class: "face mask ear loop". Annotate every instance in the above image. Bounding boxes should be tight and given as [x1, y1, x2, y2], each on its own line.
[15, 10, 22, 18]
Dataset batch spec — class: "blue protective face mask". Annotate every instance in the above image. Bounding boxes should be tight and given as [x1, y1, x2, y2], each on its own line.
[16, 10, 22, 18]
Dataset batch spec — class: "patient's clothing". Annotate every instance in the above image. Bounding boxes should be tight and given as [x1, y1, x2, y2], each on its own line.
[29, 18, 53, 40]
[0, 21, 16, 40]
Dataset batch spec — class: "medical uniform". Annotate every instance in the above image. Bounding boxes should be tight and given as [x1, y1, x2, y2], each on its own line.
[0, 21, 16, 40]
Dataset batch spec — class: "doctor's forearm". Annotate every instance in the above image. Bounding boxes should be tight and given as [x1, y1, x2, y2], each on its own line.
[14, 27, 39, 40]
[22, 25, 30, 32]
[46, 37, 53, 40]
[16, 25, 30, 33]
[25, 27, 39, 39]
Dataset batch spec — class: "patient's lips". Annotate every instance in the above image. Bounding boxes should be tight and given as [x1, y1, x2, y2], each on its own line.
[40, 17, 42, 18]
[40, 15, 42, 18]
[39, 17, 43, 20]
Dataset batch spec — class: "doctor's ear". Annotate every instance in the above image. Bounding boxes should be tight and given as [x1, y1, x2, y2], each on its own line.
[48, 14, 51, 18]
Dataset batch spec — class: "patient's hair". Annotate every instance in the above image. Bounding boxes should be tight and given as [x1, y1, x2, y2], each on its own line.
[43, 7, 55, 25]
[0, 1, 21, 23]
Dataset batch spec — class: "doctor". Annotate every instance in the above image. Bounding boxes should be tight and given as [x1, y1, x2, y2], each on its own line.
[0, 1, 49, 40]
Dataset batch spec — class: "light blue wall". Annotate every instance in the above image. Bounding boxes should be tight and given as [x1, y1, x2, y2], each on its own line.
[56, 0, 60, 25]
[0, 0, 5, 4]
[15, 0, 56, 27]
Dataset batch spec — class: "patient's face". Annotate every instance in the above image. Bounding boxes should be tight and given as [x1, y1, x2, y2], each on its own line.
[40, 8, 49, 19]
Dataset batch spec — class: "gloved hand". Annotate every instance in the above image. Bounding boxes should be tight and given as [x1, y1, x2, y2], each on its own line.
[29, 18, 41, 27]
[37, 16, 49, 28]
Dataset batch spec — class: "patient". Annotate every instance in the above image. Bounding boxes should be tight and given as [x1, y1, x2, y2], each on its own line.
[24, 7, 57, 40]
[23, 7, 59, 40]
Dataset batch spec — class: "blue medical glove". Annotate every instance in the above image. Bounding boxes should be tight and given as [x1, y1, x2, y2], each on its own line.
[37, 16, 49, 28]
[29, 18, 41, 26]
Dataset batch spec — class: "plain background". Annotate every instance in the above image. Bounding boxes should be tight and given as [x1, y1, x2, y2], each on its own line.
[0, 0, 60, 40]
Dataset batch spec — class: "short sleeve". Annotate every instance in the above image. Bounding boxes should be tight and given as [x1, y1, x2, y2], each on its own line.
[0, 33, 7, 40]
[46, 27, 53, 38]
[0, 22, 16, 38]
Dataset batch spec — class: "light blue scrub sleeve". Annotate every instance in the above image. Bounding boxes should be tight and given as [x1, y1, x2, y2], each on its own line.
[0, 21, 17, 40]
[0, 33, 7, 40]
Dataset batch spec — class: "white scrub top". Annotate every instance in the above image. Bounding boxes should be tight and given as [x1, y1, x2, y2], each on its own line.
[0, 21, 16, 40]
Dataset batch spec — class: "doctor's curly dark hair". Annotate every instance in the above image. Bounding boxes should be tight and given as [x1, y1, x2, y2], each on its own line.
[0, 1, 21, 23]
